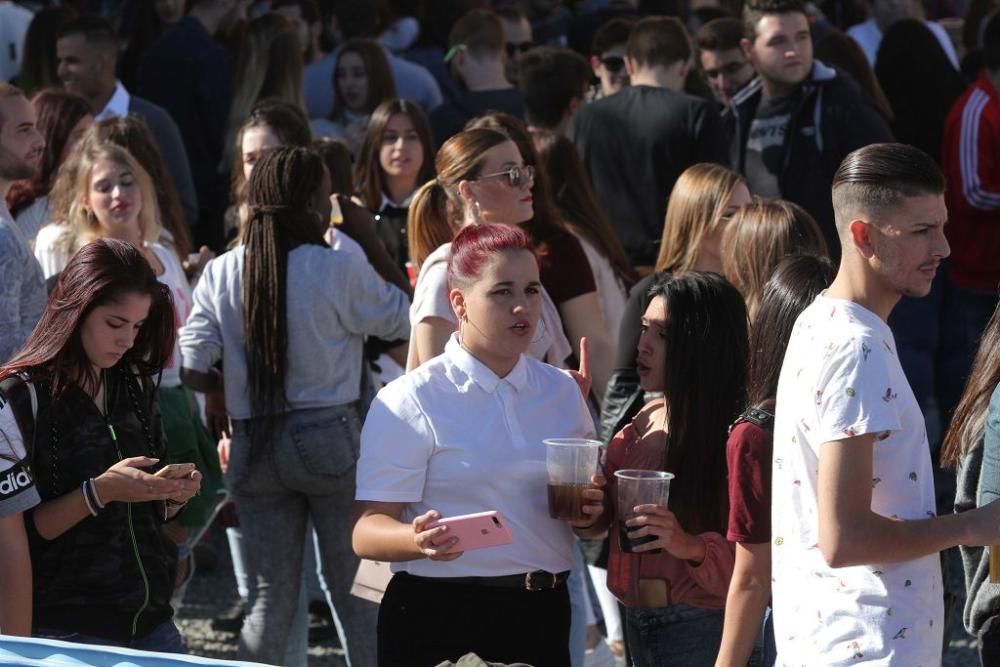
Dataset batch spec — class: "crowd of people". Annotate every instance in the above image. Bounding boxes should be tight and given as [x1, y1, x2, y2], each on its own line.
[0, 0, 998, 666]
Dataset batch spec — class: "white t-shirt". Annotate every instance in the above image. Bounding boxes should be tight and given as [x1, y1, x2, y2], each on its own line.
[406, 242, 572, 370]
[33, 222, 72, 279]
[357, 334, 595, 578]
[572, 233, 626, 354]
[772, 295, 942, 665]
[0, 396, 39, 518]
[847, 18, 959, 69]
[150, 243, 191, 389]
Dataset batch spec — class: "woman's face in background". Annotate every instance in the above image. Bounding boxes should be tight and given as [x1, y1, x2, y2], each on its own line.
[379, 113, 424, 184]
[242, 124, 284, 183]
[336, 51, 369, 112]
[465, 141, 534, 226]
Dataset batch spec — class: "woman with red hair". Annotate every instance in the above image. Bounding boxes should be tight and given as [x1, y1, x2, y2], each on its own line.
[353, 223, 605, 666]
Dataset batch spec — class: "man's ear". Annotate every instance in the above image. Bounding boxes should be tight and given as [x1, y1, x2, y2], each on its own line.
[848, 219, 877, 258]
[740, 37, 754, 61]
[624, 56, 638, 78]
[678, 57, 692, 80]
[590, 54, 602, 76]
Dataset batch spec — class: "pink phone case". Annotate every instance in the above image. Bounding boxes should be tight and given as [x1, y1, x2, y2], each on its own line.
[426, 510, 514, 554]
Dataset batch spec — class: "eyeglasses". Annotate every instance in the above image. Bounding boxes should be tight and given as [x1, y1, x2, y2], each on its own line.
[599, 56, 626, 73]
[476, 165, 535, 188]
[703, 60, 751, 80]
[506, 41, 535, 58]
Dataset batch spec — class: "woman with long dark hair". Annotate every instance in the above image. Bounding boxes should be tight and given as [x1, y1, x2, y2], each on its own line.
[313, 39, 396, 156]
[180, 146, 410, 666]
[593, 271, 749, 665]
[599, 163, 751, 441]
[531, 128, 635, 351]
[716, 255, 835, 667]
[354, 98, 435, 273]
[943, 302, 1000, 665]
[6, 89, 92, 244]
[0, 238, 199, 650]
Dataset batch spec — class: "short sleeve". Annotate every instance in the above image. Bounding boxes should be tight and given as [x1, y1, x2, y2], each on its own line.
[0, 399, 39, 517]
[355, 383, 436, 503]
[814, 336, 902, 443]
[725, 421, 771, 543]
[411, 259, 455, 326]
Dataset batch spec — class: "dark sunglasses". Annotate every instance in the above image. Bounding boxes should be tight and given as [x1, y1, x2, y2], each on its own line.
[476, 165, 535, 188]
[506, 41, 535, 57]
[599, 56, 626, 73]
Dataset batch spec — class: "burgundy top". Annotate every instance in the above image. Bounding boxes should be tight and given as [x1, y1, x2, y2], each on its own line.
[535, 230, 597, 306]
[605, 422, 734, 609]
[725, 420, 772, 544]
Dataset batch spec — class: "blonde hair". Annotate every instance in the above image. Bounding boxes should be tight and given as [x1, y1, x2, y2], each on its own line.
[721, 199, 829, 318]
[407, 127, 511, 268]
[52, 141, 161, 256]
[655, 163, 746, 273]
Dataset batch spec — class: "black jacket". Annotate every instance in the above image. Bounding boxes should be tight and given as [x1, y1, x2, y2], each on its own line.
[724, 61, 894, 258]
[569, 85, 729, 268]
[3, 369, 177, 642]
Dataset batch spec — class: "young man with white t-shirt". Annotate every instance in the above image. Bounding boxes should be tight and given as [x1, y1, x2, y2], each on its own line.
[771, 142, 1000, 664]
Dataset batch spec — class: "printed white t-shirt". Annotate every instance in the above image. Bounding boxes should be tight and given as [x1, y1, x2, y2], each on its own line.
[0, 397, 39, 517]
[772, 295, 942, 665]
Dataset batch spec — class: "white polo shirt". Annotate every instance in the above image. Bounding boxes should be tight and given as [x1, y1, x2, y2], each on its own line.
[772, 295, 942, 665]
[357, 334, 596, 578]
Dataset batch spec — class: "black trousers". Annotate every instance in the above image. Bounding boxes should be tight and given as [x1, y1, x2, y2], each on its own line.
[377, 572, 571, 667]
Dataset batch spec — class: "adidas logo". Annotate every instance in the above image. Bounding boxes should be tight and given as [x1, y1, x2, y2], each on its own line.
[0, 469, 32, 497]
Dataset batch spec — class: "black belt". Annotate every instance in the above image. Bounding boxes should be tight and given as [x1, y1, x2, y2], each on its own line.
[407, 570, 570, 591]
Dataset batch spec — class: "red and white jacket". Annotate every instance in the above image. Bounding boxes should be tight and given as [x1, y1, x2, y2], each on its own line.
[942, 71, 1000, 291]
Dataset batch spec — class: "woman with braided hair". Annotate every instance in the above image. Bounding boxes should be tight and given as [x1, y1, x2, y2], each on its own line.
[180, 146, 410, 666]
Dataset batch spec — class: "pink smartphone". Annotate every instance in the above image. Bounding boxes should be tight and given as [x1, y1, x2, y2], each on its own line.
[426, 510, 514, 554]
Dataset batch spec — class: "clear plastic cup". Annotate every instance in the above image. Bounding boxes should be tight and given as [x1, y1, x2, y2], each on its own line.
[544, 438, 602, 521]
[614, 469, 674, 552]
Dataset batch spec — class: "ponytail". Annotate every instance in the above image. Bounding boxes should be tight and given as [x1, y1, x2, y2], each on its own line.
[408, 179, 455, 269]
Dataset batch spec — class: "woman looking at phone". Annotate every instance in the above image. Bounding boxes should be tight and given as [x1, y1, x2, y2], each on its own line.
[0, 238, 200, 650]
[592, 272, 748, 665]
[353, 223, 604, 667]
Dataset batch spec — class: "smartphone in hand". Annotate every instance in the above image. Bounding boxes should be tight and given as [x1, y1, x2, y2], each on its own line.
[426, 511, 514, 554]
[154, 463, 197, 479]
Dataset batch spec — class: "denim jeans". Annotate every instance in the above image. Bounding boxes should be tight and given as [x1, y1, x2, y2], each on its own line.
[624, 603, 723, 666]
[748, 605, 776, 667]
[227, 404, 378, 667]
[35, 621, 185, 653]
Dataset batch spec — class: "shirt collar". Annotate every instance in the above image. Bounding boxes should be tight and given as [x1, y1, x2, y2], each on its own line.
[96, 81, 130, 121]
[445, 334, 529, 393]
[379, 191, 415, 211]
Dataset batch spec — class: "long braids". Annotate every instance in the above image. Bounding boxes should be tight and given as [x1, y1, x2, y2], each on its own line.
[242, 147, 327, 441]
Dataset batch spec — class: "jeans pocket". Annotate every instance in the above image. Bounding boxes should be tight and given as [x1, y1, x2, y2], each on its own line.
[290, 412, 359, 479]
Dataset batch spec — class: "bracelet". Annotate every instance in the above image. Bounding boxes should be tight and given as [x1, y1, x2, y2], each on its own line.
[88, 478, 105, 509]
[81, 481, 98, 517]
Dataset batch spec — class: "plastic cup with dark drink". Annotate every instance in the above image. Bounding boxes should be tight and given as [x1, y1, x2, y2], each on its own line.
[614, 469, 674, 553]
[544, 438, 602, 521]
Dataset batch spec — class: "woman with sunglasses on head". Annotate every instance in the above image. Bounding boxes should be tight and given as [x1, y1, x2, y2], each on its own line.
[599, 163, 751, 441]
[0, 238, 199, 651]
[181, 146, 410, 667]
[715, 255, 835, 667]
[354, 222, 604, 667]
[468, 113, 615, 406]
[407, 127, 573, 372]
[591, 271, 748, 666]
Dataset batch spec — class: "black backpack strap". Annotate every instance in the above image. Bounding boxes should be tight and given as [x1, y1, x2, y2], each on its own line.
[731, 399, 776, 434]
